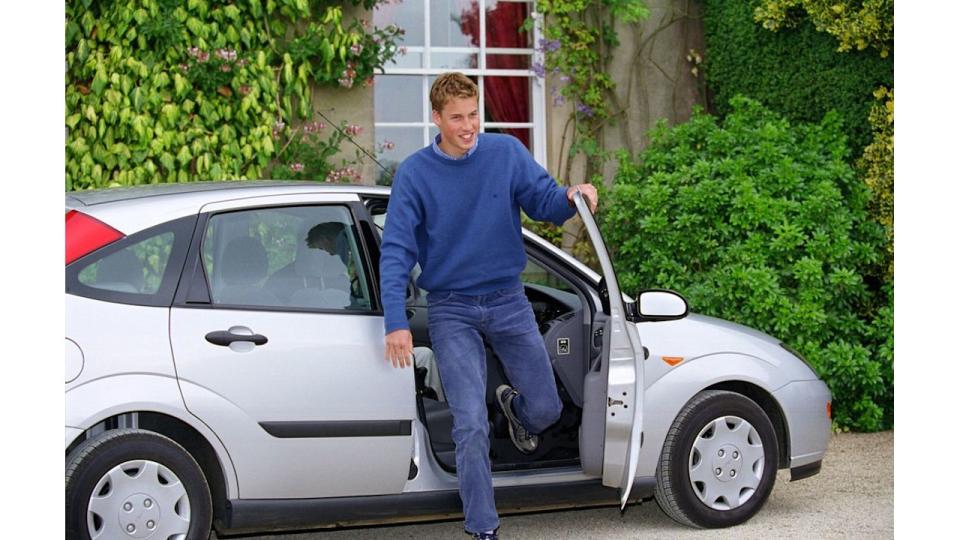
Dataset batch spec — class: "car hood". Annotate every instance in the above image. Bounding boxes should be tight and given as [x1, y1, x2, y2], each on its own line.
[636, 312, 820, 384]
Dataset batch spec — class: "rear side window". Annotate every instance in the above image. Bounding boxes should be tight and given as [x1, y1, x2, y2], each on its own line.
[77, 232, 174, 294]
[66, 215, 197, 307]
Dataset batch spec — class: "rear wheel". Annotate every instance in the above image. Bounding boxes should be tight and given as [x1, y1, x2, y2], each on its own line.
[65, 428, 212, 540]
[654, 390, 778, 528]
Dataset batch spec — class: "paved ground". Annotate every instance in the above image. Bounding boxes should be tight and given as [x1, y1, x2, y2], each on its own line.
[224, 431, 893, 539]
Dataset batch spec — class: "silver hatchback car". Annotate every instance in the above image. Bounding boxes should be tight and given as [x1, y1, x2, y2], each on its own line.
[65, 181, 831, 539]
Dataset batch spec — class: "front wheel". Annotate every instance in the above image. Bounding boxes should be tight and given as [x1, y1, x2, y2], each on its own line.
[65, 428, 212, 540]
[654, 390, 779, 528]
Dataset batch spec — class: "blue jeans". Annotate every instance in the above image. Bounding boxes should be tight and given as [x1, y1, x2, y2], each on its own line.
[427, 285, 563, 534]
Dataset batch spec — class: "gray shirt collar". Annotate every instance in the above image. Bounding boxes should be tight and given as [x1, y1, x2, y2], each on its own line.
[431, 133, 479, 160]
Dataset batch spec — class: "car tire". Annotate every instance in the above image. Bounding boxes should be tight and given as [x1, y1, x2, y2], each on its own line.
[65, 428, 212, 540]
[654, 390, 778, 528]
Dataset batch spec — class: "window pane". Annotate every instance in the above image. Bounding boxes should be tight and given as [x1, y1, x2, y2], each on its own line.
[376, 126, 427, 171]
[485, 1, 531, 48]
[78, 232, 174, 294]
[387, 50, 423, 69]
[483, 76, 531, 123]
[375, 0, 425, 47]
[431, 52, 478, 70]
[375, 76, 423, 123]
[486, 53, 530, 69]
[202, 206, 371, 311]
[431, 0, 479, 47]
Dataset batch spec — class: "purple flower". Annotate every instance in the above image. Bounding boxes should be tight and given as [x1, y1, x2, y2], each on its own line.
[552, 93, 566, 107]
[531, 62, 546, 78]
[576, 103, 594, 117]
[540, 38, 561, 52]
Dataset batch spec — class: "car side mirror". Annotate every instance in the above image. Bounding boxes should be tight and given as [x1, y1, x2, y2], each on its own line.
[635, 289, 688, 321]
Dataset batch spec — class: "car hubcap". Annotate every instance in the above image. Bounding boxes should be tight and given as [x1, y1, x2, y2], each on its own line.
[688, 416, 765, 511]
[87, 459, 191, 540]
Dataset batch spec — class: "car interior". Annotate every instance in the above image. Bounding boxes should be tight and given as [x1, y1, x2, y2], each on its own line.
[367, 199, 600, 474]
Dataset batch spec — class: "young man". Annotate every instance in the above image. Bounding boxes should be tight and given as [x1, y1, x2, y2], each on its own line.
[379, 72, 597, 539]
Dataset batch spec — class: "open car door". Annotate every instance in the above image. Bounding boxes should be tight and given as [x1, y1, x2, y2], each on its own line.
[573, 190, 645, 510]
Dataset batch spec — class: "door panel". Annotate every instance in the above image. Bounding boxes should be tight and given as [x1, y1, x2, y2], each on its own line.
[169, 202, 414, 499]
[572, 191, 645, 509]
[171, 309, 414, 498]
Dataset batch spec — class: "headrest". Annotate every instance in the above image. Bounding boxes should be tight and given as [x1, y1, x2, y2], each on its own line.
[221, 237, 268, 286]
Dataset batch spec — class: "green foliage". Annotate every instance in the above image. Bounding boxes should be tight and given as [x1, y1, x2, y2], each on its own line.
[754, 0, 893, 57]
[701, 0, 892, 155]
[602, 97, 891, 431]
[269, 120, 365, 182]
[858, 86, 893, 280]
[66, 0, 401, 190]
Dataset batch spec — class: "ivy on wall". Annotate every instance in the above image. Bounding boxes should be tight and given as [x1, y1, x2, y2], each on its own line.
[65, 0, 402, 190]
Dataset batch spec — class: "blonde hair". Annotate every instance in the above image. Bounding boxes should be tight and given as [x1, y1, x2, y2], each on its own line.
[430, 72, 478, 113]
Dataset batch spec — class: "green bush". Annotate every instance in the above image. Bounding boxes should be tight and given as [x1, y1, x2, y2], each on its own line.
[602, 97, 890, 431]
[701, 0, 892, 155]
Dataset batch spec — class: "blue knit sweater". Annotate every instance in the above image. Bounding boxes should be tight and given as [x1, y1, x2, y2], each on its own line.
[379, 133, 575, 333]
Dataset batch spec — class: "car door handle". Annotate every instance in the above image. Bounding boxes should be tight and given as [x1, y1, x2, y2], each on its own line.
[204, 330, 268, 347]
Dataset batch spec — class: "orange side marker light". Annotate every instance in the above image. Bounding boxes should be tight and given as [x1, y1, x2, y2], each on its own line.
[826, 401, 832, 419]
[662, 356, 684, 366]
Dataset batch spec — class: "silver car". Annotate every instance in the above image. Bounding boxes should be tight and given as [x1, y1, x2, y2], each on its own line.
[65, 181, 831, 539]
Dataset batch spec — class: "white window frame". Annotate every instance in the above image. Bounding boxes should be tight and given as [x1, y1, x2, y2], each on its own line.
[374, 0, 547, 167]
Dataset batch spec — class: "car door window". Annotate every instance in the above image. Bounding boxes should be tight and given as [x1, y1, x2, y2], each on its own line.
[201, 205, 372, 311]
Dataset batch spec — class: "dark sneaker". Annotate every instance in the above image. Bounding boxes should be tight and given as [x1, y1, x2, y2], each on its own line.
[496, 385, 538, 454]
[469, 527, 499, 540]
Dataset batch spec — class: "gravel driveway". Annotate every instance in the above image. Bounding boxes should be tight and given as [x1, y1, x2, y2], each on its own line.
[224, 431, 893, 540]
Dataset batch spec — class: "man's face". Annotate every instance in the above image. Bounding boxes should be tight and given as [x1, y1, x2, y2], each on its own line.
[432, 96, 479, 157]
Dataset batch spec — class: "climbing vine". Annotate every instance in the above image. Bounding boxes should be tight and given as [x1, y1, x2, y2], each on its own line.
[65, 0, 403, 190]
[530, 0, 649, 179]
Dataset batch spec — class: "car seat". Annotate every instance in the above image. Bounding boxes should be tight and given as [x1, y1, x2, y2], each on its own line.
[216, 237, 279, 306]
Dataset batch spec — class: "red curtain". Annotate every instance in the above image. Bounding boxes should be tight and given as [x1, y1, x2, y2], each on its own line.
[460, 2, 530, 148]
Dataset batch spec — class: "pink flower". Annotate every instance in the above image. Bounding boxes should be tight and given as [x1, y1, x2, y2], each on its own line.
[351, 44, 363, 55]
[239, 85, 251, 95]
[344, 124, 363, 136]
[291, 162, 304, 173]
[216, 48, 237, 62]
[197, 50, 210, 63]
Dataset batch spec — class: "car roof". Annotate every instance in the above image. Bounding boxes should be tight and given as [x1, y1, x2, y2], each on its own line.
[65, 180, 390, 208]
[65, 181, 392, 235]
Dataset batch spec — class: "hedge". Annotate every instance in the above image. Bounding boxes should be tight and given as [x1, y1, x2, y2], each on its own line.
[701, 0, 892, 156]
